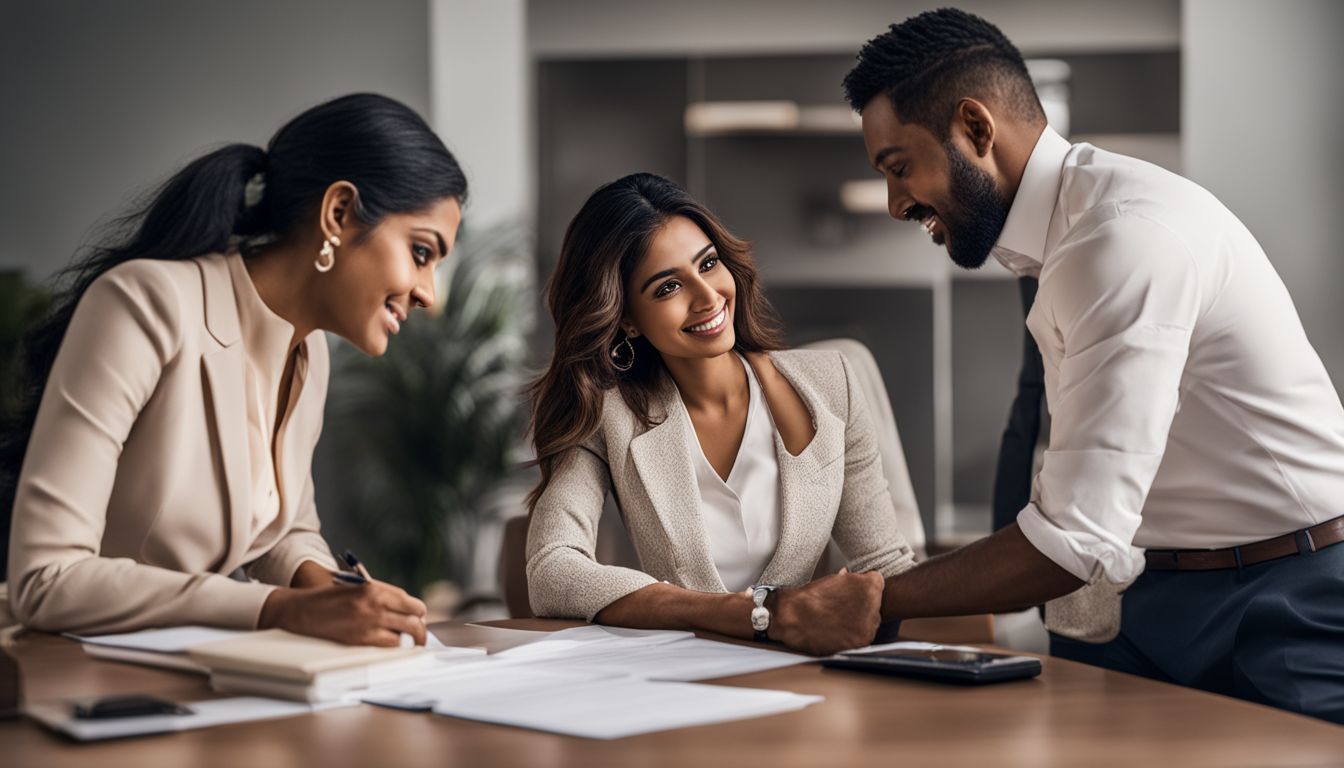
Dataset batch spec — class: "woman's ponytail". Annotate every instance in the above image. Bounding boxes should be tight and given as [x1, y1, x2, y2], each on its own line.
[0, 143, 267, 549]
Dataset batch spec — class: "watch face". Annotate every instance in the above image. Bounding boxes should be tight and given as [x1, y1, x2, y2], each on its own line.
[751, 605, 770, 632]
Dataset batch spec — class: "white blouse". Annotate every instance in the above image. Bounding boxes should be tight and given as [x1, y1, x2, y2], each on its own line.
[681, 353, 782, 592]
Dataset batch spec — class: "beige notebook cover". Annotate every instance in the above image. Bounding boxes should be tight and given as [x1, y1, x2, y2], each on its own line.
[187, 629, 423, 682]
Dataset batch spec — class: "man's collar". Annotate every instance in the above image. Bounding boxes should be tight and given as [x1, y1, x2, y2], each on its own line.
[991, 126, 1071, 274]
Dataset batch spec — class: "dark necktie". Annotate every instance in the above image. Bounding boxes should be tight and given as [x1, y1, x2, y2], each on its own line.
[991, 276, 1046, 531]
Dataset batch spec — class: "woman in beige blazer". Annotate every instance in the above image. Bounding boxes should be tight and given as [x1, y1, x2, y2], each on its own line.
[3, 94, 465, 646]
[526, 173, 917, 655]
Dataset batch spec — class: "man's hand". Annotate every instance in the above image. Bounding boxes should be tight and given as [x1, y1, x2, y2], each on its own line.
[768, 568, 885, 656]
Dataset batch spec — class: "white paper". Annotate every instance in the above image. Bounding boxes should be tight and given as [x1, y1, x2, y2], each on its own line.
[505, 636, 811, 681]
[428, 671, 822, 740]
[490, 625, 810, 681]
[358, 662, 594, 709]
[25, 696, 355, 742]
[490, 625, 693, 662]
[357, 627, 822, 738]
[68, 626, 248, 653]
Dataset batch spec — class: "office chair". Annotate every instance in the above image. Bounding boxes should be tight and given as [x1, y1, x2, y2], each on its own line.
[497, 339, 992, 644]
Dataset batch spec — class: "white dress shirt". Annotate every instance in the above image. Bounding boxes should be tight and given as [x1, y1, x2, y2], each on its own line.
[682, 354, 782, 592]
[995, 127, 1344, 585]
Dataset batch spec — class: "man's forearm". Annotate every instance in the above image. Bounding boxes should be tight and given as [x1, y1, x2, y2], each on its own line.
[881, 523, 1085, 620]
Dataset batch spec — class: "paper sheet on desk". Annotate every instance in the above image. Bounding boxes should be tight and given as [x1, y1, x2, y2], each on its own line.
[490, 625, 812, 681]
[488, 624, 693, 659]
[362, 664, 822, 740]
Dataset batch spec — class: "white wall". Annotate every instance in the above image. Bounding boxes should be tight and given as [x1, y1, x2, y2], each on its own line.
[1184, 0, 1344, 386]
[529, 0, 1180, 57]
[430, 0, 531, 230]
[0, 0, 432, 281]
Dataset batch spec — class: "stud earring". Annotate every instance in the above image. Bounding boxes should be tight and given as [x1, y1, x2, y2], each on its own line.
[610, 335, 635, 372]
[315, 234, 341, 273]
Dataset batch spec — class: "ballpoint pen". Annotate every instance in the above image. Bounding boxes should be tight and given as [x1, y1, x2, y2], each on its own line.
[330, 549, 369, 585]
[341, 549, 430, 641]
[343, 550, 373, 581]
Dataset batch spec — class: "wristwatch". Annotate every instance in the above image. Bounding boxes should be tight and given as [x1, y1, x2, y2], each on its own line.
[748, 584, 779, 642]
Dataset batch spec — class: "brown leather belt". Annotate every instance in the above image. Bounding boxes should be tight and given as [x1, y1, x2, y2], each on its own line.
[1145, 514, 1344, 571]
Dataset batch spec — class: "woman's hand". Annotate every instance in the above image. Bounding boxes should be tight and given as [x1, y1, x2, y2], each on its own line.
[258, 580, 428, 647]
[768, 569, 885, 656]
[290, 559, 337, 589]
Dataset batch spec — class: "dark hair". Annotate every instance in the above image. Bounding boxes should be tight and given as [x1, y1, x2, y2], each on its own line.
[526, 173, 784, 511]
[842, 8, 1044, 137]
[0, 93, 467, 567]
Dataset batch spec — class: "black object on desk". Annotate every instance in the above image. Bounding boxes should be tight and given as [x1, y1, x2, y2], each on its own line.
[73, 695, 194, 719]
[823, 647, 1042, 685]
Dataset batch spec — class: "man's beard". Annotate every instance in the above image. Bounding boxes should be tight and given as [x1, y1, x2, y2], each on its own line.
[938, 141, 1010, 270]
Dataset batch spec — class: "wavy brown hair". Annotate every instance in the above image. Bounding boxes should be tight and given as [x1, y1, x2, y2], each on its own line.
[526, 172, 784, 511]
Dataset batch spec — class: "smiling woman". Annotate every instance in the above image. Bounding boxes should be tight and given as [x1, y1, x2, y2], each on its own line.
[1, 93, 466, 647]
[524, 173, 919, 656]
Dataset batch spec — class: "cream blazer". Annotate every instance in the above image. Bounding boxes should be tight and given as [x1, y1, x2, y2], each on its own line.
[526, 349, 917, 620]
[7, 253, 337, 634]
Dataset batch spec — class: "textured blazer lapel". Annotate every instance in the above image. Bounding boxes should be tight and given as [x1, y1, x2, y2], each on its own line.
[628, 384, 724, 591]
[757, 352, 846, 585]
[197, 256, 251, 570]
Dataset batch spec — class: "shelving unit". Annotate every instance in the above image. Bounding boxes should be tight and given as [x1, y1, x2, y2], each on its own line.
[536, 47, 1181, 544]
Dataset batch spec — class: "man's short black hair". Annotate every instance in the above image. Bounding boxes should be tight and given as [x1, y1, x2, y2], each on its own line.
[843, 8, 1045, 138]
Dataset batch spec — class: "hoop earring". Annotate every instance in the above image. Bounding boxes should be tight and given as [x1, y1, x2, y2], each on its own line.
[610, 336, 635, 372]
[315, 234, 341, 273]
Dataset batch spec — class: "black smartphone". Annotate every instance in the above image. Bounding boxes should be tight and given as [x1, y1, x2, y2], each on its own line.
[72, 694, 194, 719]
[823, 646, 1043, 684]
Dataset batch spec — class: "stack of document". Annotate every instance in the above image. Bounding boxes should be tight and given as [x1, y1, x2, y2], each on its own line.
[71, 626, 484, 703]
[189, 629, 482, 703]
[487, 625, 814, 681]
[69, 624, 826, 739]
[359, 626, 823, 739]
[70, 626, 249, 672]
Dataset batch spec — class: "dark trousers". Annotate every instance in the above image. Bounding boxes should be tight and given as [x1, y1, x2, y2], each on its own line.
[1050, 542, 1344, 724]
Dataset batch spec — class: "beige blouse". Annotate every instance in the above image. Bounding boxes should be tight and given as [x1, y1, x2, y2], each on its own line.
[226, 254, 305, 561]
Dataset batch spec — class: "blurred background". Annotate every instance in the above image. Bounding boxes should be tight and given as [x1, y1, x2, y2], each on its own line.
[3, 1, 1342, 621]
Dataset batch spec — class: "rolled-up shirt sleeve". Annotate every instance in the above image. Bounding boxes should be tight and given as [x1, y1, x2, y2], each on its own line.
[1016, 210, 1201, 584]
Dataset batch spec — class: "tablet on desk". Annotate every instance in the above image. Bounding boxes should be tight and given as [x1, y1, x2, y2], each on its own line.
[822, 645, 1042, 685]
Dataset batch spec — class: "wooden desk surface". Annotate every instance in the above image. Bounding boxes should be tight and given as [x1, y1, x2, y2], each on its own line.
[2, 620, 1341, 768]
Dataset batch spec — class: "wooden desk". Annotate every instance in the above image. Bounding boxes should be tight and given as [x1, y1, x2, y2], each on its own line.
[2, 620, 1341, 768]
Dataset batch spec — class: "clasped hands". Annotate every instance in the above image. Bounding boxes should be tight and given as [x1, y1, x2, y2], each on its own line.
[765, 567, 886, 656]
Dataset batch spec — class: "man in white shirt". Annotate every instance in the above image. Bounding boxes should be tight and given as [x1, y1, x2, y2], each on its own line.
[844, 8, 1344, 723]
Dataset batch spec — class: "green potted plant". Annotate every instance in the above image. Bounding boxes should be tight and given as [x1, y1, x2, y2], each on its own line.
[0, 272, 51, 417]
[316, 221, 535, 600]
